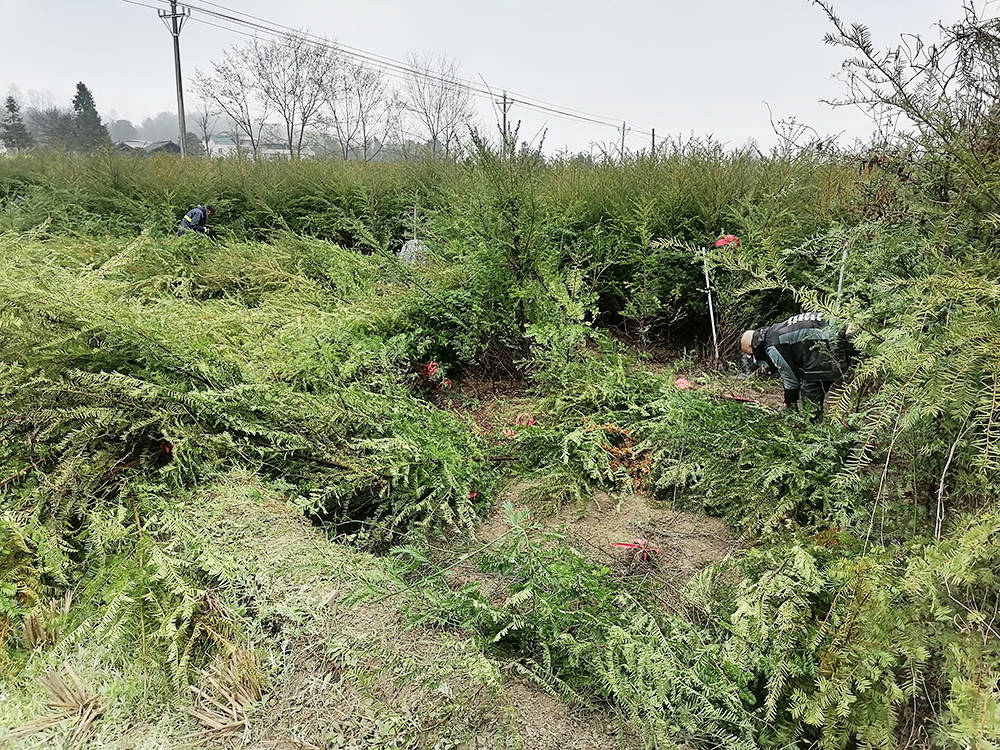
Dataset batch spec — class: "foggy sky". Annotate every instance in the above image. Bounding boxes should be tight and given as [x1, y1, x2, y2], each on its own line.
[2, 0, 962, 153]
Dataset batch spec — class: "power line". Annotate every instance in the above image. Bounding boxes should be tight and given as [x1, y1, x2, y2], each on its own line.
[165, 1, 501, 98]
[121, 0, 161, 11]
[183, 13, 476, 97]
[190, 0, 651, 132]
[129, 0, 653, 139]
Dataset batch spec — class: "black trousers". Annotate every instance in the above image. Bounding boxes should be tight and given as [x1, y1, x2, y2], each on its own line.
[801, 379, 837, 410]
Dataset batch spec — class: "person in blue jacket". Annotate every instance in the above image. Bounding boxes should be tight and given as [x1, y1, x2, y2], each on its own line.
[740, 312, 853, 411]
[176, 204, 214, 236]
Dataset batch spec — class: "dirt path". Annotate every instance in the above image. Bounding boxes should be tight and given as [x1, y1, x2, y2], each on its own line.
[505, 681, 634, 750]
[477, 488, 738, 585]
[174, 476, 637, 750]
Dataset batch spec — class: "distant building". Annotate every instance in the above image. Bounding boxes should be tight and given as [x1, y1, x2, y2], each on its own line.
[202, 135, 316, 160]
[115, 139, 181, 155]
[199, 135, 318, 159]
[208, 135, 240, 158]
[116, 139, 148, 152]
[145, 140, 181, 154]
[259, 141, 317, 160]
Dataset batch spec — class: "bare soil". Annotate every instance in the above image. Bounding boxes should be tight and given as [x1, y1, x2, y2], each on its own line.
[504, 681, 635, 750]
[426, 373, 533, 434]
[418, 481, 741, 750]
[177, 479, 639, 750]
[670, 368, 787, 410]
[477, 488, 738, 585]
[436, 486, 739, 747]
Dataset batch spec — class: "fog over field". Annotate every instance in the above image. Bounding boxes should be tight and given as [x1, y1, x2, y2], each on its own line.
[4, 0, 950, 153]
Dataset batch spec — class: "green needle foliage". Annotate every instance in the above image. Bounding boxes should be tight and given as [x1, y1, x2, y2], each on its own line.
[0, 230, 495, 704]
[3, 8, 1000, 744]
[406, 502, 1000, 749]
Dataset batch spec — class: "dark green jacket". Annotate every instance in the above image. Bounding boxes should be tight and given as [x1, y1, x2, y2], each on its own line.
[751, 313, 850, 405]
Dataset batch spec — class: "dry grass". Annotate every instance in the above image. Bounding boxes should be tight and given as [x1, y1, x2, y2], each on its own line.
[182, 651, 262, 741]
[22, 593, 72, 651]
[2, 665, 103, 748]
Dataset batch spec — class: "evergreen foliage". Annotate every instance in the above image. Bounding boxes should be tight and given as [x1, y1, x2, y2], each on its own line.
[3, 6, 1000, 746]
[1, 96, 34, 152]
[69, 83, 110, 152]
[0, 146, 853, 348]
[0, 230, 498, 716]
[406, 500, 1000, 749]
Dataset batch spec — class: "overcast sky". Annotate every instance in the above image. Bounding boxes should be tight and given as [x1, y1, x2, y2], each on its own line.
[1, 0, 965, 153]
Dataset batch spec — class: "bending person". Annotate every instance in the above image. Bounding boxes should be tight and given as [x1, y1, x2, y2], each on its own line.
[176, 204, 214, 236]
[739, 312, 852, 412]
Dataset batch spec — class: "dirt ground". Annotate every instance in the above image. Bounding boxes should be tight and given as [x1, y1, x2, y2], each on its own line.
[461, 489, 732, 750]
[414, 485, 739, 750]
[178, 481, 640, 750]
[477, 488, 738, 587]
[425, 373, 533, 434]
[504, 681, 636, 750]
[416, 360, 753, 748]
[671, 369, 787, 410]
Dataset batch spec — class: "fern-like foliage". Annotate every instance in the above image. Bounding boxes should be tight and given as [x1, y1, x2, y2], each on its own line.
[408, 504, 1000, 749]
[0, 232, 493, 694]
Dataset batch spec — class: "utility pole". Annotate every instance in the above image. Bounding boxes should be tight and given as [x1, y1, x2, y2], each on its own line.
[500, 90, 513, 158]
[159, 1, 190, 157]
[502, 91, 508, 142]
[620, 121, 627, 163]
[651, 128, 656, 159]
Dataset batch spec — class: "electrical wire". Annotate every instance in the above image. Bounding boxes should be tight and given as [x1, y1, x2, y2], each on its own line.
[184, 12, 480, 98]
[190, 0, 648, 131]
[126, 0, 651, 138]
[183, 11, 491, 147]
[120, 0, 163, 10]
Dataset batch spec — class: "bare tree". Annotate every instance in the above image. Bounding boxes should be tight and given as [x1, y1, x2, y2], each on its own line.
[195, 50, 270, 159]
[816, 1, 1000, 201]
[25, 107, 74, 148]
[325, 61, 395, 161]
[817, 2, 1000, 145]
[400, 52, 475, 158]
[191, 95, 220, 156]
[26, 89, 55, 110]
[249, 34, 335, 159]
